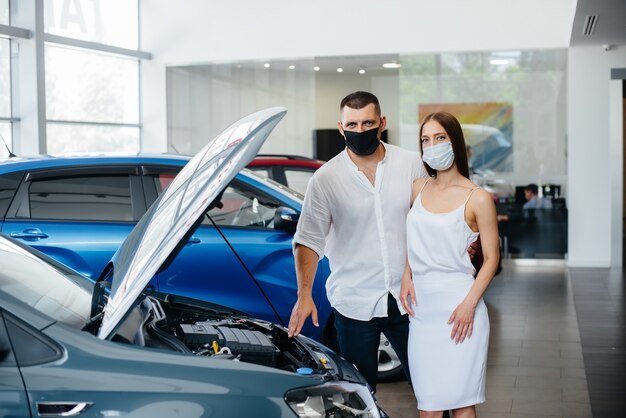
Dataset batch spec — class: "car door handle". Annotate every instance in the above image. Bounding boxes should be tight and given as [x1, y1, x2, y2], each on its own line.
[37, 402, 93, 416]
[10, 228, 49, 240]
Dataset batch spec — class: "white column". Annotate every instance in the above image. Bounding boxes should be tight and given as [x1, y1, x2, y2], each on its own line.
[609, 79, 623, 267]
[139, 58, 167, 153]
[11, 0, 46, 155]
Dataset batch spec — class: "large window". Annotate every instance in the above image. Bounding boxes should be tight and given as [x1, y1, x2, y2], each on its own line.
[399, 50, 567, 185]
[0, 37, 10, 155]
[43, 0, 138, 49]
[45, 44, 140, 153]
[42, 0, 141, 154]
[1, 1, 144, 156]
[0, 0, 8, 25]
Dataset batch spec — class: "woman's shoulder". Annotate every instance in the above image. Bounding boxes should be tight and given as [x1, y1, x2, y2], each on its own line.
[467, 187, 496, 209]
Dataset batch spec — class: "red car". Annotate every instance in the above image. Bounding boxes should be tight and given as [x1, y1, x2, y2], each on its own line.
[248, 154, 324, 194]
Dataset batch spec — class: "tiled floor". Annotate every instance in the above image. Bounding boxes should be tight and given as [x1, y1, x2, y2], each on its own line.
[569, 268, 626, 418]
[375, 261, 601, 418]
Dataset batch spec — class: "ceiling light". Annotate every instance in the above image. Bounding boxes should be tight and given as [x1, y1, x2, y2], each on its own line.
[489, 59, 510, 65]
[264, 63, 271, 68]
[336, 67, 344, 73]
[382, 62, 401, 69]
[314, 66, 320, 71]
[359, 69, 366, 74]
[289, 65, 295, 70]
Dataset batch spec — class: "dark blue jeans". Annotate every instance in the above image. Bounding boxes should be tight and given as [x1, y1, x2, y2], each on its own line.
[334, 293, 411, 392]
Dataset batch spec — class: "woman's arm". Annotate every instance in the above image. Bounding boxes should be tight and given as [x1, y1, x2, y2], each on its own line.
[448, 189, 500, 344]
[400, 260, 416, 316]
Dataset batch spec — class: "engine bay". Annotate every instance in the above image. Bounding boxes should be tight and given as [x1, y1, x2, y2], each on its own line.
[139, 294, 343, 378]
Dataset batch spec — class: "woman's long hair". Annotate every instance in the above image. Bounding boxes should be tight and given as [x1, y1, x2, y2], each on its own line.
[419, 111, 470, 180]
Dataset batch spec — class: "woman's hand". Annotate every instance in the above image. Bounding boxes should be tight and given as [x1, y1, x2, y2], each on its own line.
[447, 299, 476, 344]
[400, 275, 416, 317]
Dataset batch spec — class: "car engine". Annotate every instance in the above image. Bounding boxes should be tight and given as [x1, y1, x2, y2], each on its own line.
[138, 294, 352, 380]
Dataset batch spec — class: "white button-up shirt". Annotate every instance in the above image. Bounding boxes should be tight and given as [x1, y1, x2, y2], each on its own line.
[293, 143, 426, 321]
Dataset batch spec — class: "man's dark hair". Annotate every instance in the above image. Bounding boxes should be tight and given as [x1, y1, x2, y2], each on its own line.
[525, 183, 539, 195]
[340, 91, 381, 116]
[419, 111, 470, 179]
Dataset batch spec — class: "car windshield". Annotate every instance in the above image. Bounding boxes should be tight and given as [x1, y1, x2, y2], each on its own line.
[0, 237, 92, 328]
[242, 169, 305, 201]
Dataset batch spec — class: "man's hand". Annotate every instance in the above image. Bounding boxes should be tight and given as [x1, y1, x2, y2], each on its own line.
[288, 295, 319, 338]
[468, 238, 480, 259]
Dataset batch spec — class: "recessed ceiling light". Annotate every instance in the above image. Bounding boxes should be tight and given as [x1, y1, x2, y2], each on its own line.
[382, 62, 401, 69]
[289, 65, 295, 70]
[264, 63, 271, 68]
[314, 66, 320, 71]
[336, 67, 344, 73]
[359, 69, 366, 74]
[489, 59, 510, 65]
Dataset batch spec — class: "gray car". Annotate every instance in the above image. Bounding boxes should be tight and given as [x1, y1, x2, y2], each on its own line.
[0, 108, 383, 418]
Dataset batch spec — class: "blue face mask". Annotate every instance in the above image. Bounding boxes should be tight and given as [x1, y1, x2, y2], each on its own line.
[422, 142, 455, 171]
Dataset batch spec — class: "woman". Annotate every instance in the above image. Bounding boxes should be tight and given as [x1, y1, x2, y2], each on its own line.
[400, 112, 499, 418]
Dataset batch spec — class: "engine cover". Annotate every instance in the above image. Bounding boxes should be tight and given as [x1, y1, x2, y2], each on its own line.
[180, 322, 277, 365]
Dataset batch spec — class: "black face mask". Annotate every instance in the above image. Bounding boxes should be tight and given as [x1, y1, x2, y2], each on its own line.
[343, 126, 381, 156]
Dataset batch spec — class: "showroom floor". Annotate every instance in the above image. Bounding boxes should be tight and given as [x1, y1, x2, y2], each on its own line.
[375, 262, 625, 418]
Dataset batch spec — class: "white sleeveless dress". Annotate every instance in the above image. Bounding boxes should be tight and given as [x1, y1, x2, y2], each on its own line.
[406, 184, 489, 411]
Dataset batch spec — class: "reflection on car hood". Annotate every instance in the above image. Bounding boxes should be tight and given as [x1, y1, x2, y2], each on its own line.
[98, 107, 287, 340]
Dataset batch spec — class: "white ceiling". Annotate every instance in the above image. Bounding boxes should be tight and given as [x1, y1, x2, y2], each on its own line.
[144, 0, 578, 67]
[570, 0, 626, 47]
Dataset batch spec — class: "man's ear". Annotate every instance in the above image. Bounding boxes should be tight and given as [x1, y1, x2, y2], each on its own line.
[379, 116, 387, 135]
[337, 121, 345, 138]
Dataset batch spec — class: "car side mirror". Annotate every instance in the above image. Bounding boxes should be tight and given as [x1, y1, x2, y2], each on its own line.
[274, 206, 299, 234]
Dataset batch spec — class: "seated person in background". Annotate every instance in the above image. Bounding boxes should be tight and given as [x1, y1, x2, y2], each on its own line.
[523, 183, 553, 209]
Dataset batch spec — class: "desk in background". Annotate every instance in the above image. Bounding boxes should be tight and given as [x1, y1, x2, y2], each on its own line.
[496, 201, 568, 259]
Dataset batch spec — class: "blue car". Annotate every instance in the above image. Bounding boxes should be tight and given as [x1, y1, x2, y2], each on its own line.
[0, 153, 331, 335]
[0, 107, 383, 417]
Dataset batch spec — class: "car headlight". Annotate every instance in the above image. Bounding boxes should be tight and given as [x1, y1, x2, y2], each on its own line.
[285, 382, 381, 418]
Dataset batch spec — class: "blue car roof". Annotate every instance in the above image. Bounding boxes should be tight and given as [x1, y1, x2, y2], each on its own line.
[0, 153, 192, 173]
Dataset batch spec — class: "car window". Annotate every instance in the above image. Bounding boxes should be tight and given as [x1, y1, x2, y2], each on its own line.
[248, 167, 270, 178]
[29, 175, 133, 221]
[0, 171, 23, 219]
[205, 182, 280, 228]
[284, 169, 315, 194]
[152, 173, 280, 229]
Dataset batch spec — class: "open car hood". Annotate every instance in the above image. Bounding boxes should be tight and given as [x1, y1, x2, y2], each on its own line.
[97, 108, 287, 340]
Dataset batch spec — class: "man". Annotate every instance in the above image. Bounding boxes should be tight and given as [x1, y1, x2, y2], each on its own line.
[523, 183, 552, 209]
[287, 91, 426, 392]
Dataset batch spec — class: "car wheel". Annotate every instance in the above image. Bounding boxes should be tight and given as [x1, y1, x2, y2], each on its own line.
[377, 334, 406, 381]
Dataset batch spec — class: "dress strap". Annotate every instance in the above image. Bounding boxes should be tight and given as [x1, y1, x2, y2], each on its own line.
[463, 187, 480, 206]
[417, 178, 431, 197]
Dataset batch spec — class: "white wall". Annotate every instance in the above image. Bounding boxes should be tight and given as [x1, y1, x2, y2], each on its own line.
[567, 46, 626, 267]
